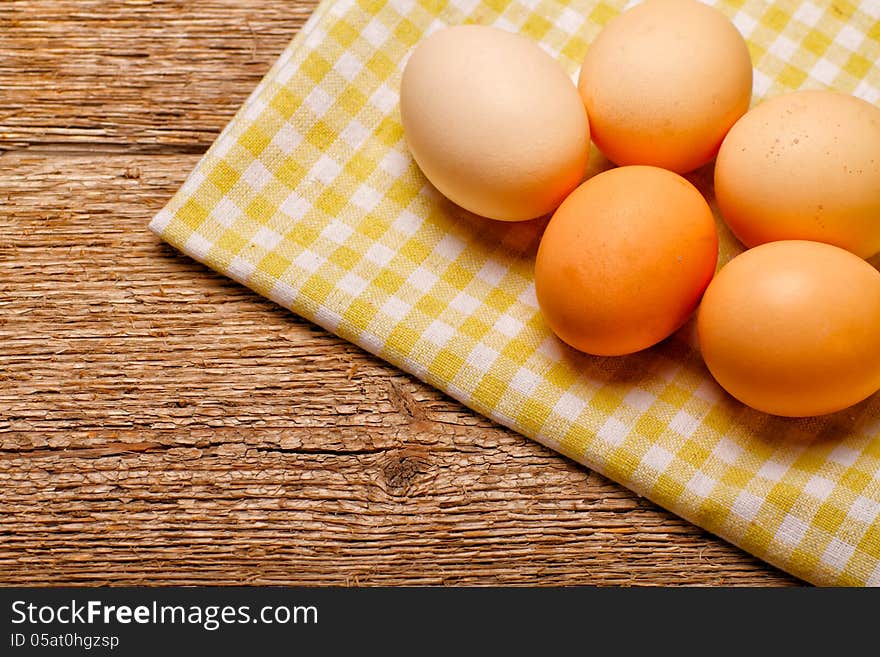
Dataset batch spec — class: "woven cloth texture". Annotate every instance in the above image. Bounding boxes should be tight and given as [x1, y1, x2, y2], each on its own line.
[149, 0, 880, 586]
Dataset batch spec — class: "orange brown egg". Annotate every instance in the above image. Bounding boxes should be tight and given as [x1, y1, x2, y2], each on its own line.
[535, 166, 718, 356]
[697, 240, 880, 417]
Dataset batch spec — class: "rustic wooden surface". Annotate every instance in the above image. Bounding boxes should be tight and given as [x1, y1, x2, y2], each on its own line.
[0, 0, 800, 586]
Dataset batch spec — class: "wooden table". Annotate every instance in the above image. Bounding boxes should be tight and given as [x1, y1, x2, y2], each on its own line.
[0, 0, 800, 586]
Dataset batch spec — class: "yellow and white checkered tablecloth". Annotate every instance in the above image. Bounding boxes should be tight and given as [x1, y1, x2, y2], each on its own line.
[149, 0, 880, 586]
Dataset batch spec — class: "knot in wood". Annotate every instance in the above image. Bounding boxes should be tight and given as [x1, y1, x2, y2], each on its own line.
[381, 452, 425, 497]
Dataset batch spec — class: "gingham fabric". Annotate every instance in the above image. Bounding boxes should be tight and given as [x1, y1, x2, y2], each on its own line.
[149, 0, 880, 586]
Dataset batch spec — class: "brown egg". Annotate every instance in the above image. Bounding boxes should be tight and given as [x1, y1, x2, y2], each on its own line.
[578, 0, 752, 174]
[536, 166, 718, 356]
[715, 90, 880, 259]
[698, 240, 880, 417]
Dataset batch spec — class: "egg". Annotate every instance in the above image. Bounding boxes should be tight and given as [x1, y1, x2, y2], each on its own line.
[715, 90, 880, 259]
[697, 241, 880, 417]
[399, 25, 589, 222]
[577, 0, 752, 174]
[535, 166, 718, 356]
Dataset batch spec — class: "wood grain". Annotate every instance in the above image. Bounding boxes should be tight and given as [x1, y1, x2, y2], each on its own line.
[0, 1, 800, 586]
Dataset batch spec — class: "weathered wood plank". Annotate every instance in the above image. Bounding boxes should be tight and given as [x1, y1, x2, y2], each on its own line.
[0, 0, 319, 152]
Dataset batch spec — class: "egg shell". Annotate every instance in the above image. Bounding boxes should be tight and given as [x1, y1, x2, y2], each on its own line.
[577, 0, 752, 174]
[715, 90, 880, 259]
[697, 240, 880, 417]
[535, 165, 718, 356]
[400, 25, 589, 222]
